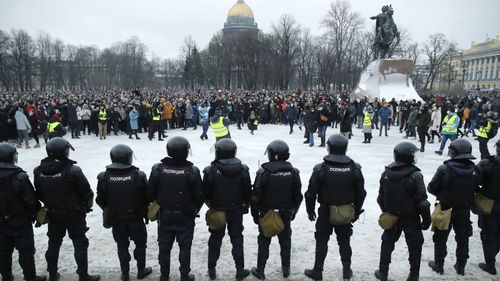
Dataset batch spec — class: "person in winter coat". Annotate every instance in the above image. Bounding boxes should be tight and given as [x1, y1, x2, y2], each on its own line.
[198, 103, 210, 140]
[362, 106, 374, 143]
[248, 108, 259, 135]
[317, 103, 330, 147]
[304, 105, 319, 147]
[429, 105, 442, 143]
[427, 139, 480, 276]
[284, 102, 299, 134]
[416, 105, 431, 152]
[81, 104, 92, 135]
[374, 142, 431, 281]
[378, 104, 391, 137]
[183, 100, 196, 130]
[339, 104, 352, 139]
[163, 102, 175, 130]
[27, 109, 42, 148]
[14, 106, 31, 149]
[405, 106, 418, 139]
[128, 106, 140, 140]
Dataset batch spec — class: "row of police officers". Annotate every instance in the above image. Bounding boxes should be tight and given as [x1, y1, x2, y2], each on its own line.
[0, 134, 499, 281]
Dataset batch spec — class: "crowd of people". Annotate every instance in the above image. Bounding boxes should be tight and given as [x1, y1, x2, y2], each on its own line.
[1, 131, 500, 281]
[1, 89, 499, 159]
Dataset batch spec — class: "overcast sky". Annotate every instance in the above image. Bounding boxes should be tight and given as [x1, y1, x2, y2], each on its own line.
[1, 0, 499, 59]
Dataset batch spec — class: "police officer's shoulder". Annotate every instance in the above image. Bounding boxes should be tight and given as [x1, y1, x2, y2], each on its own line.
[203, 165, 212, 174]
[137, 170, 148, 180]
[409, 169, 424, 181]
[436, 163, 448, 174]
[97, 171, 107, 181]
[256, 167, 265, 175]
[13, 169, 29, 183]
[353, 161, 362, 170]
[241, 163, 250, 171]
[312, 163, 323, 172]
[151, 163, 162, 171]
[292, 167, 300, 174]
[68, 164, 84, 175]
[191, 165, 201, 175]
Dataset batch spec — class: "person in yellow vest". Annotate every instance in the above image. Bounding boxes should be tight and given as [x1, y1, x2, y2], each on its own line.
[362, 106, 374, 143]
[477, 111, 498, 159]
[210, 114, 230, 142]
[47, 114, 66, 140]
[435, 107, 459, 155]
[148, 103, 165, 141]
[98, 105, 108, 140]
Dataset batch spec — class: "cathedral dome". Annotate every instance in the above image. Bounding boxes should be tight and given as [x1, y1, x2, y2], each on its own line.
[227, 0, 254, 18]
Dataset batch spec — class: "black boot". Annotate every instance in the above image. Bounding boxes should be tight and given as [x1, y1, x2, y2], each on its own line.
[79, 274, 100, 281]
[208, 268, 216, 280]
[304, 268, 323, 281]
[250, 267, 265, 280]
[235, 268, 250, 280]
[374, 270, 388, 281]
[406, 273, 419, 281]
[180, 273, 195, 281]
[282, 267, 290, 278]
[137, 267, 152, 279]
[454, 262, 465, 276]
[160, 275, 169, 281]
[479, 263, 497, 275]
[48, 272, 60, 281]
[2, 274, 13, 281]
[121, 272, 129, 281]
[342, 262, 353, 280]
[428, 261, 444, 275]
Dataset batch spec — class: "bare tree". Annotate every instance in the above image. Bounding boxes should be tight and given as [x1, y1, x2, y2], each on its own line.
[10, 29, 36, 91]
[422, 33, 456, 91]
[272, 14, 301, 89]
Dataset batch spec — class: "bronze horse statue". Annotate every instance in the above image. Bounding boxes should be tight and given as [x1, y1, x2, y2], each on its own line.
[371, 5, 400, 60]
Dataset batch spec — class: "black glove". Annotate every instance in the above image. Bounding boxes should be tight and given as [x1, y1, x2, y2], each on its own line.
[241, 205, 249, 214]
[421, 214, 431, 230]
[353, 209, 364, 223]
[253, 217, 260, 225]
[289, 209, 297, 221]
[307, 210, 316, 222]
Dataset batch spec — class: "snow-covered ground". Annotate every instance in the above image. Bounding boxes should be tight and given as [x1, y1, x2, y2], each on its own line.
[11, 124, 500, 281]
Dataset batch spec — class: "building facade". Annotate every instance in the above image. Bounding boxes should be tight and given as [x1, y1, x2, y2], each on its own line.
[437, 37, 500, 92]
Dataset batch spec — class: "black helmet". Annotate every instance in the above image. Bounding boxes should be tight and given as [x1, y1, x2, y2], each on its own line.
[167, 136, 190, 160]
[0, 143, 17, 164]
[46, 137, 74, 160]
[448, 139, 475, 160]
[327, 134, 348, 155]
[266, 140, 290, 161]
[393, 142, 419, 164]
[110, 144, 133, 165]
[215, 139, 237, 160]
[486, 111, 496, 119]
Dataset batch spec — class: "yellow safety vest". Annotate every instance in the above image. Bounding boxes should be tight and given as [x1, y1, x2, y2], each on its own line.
[210, 117, 229, 138]
[477, 121, 491, 139]
[442, 114, 458, 134]
[48, 121, 60, 133]
[152, 108, 161, 121]
[363, 112, 372, 126]
[99, 110, 107, 121]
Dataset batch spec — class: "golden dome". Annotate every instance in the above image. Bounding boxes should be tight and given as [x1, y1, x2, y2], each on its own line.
[227, 0, 254, 18]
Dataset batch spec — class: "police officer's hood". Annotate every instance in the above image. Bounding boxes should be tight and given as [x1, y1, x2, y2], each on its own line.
[211, 158, 242, 177]
[261, 161, 293, 173]
[384, 162, 420, 181]
[211, 114, 220, 123]
[38, 157, 77, 175]
[161, 157, 193, 167]
[443, 159, 476, 177]
[0, 163, 24, 182]
[323, 154, 353, 165]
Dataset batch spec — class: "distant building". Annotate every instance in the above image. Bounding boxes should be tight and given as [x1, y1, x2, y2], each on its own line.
[436, 36, 500, 93]
[222, 0, 259, 90]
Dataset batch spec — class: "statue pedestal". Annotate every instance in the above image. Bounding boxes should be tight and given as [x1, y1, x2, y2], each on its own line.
[353, 59, 421, 101]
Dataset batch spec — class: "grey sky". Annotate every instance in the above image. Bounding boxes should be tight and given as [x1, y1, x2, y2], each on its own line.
[1, 0, 499, 59]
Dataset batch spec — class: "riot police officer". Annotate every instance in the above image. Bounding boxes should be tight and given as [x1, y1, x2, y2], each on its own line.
[202, 139, 252, 280]
[95, 144, 152, 281]
[427, 139, 479, 276]
[374, 142, 431, 281]
[0, 144, 46, 281]
[476, 139, 500, 275]
[304, 134, 366, 281]
[148, 136, 204, 281]
[34, 137, 100, 281]
[250, 140, 302, 280]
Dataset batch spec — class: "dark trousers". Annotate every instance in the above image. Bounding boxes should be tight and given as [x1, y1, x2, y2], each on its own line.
[379, 218, 423, 275]
[46, 220, 89, 275]
[418, 129, 427, 150]
[208, 209, 245, 270]
[313, 207, 352, 271]
[432, 208, 472, 266]
[257, 218, 291, 270]
[148, 121, 163, 140]
[0, 216, 36, 279]
[158, 211, 194, 277]
[479, 201, 500, 265]
[112, 217, 147, 273]
[478, 137, 491, 160]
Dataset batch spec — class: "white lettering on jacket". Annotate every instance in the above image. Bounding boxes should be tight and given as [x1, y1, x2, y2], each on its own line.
[329, 167, 351, 173]
[109, 176, 132, 182]
[162, 169, 185, 175]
